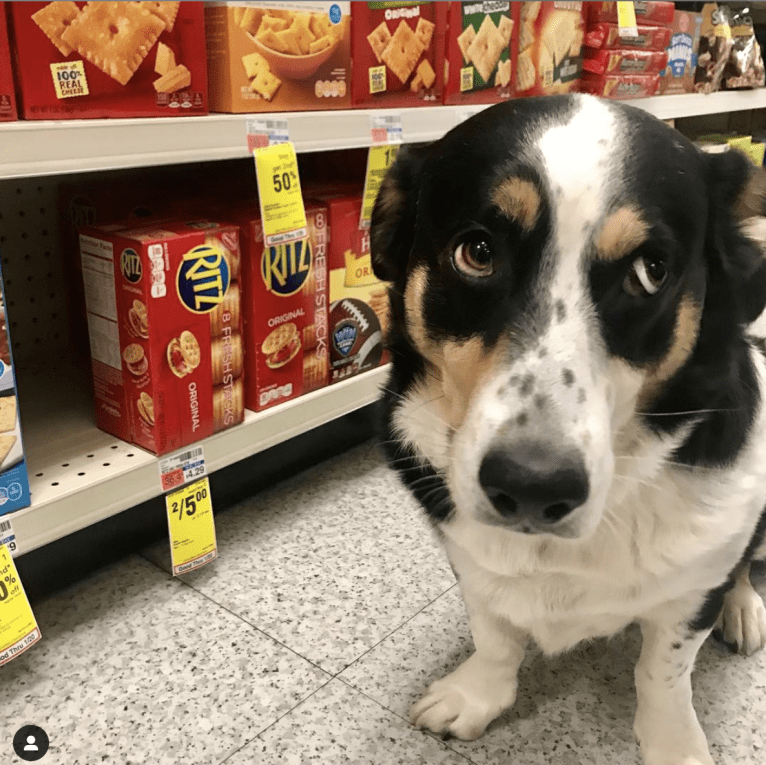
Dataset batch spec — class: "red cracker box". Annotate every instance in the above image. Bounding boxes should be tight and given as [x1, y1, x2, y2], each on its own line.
[308, 190, 389, 383]
[351, 1, 445, 107]
[586, 1, 675, 27]
[78, 219, 244, 455]
[0, 3, 18, 121]
[580, 70, 660, 98]
[234, 202, 329, 412]
[583, 48, 667, 76]
[584, 22, 672, 51]
[9, 1, 208, 120]
[443, 2, 520, 105]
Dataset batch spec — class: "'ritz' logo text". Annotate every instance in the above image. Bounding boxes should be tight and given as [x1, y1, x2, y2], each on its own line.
[177, 243, 230, 313]
[261, 238, 312, 296]
[120, 248, 143, 284]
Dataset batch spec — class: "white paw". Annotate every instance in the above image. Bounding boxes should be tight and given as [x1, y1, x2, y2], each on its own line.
[716, 580, 766, 656]
[410, 655, 517, 741]
[635, 715, 714, 765]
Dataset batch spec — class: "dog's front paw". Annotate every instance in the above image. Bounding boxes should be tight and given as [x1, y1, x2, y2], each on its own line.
[635, 719, 714, 765]
[715, 579, 766, 656]
[410, 655, 518, 741]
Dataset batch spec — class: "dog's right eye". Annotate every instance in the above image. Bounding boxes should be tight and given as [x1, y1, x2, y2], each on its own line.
[453, 236, 494, 278]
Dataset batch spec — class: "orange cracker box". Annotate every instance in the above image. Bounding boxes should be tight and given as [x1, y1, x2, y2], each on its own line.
[0, 3, 18, 121]
[308, 190, 388, 383]
[443, 2, 520, 105]
[232, 202, 329, 411]
[515, 1, 585, 97]
[78, 219, 244, 455]
[9, 2, 208, 120]
[351, 1, 445, 107]
[204, 2, 351, 113]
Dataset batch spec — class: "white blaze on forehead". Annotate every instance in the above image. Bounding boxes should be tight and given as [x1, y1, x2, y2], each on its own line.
[535, 96, 621, 260]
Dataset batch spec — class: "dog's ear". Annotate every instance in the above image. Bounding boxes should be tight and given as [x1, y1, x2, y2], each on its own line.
[706, 149, 766, 323]
[370, 143, 429, 282]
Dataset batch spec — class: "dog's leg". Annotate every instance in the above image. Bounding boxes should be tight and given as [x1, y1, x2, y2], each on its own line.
[633, 613, 714, 765]
[714, 562, 766, 656]
[410, 599, 526, 741]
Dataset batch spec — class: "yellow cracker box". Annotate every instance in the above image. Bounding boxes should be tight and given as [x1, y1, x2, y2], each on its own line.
[204, 2, 351, 112]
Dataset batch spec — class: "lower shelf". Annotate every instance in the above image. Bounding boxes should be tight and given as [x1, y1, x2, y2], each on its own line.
[9, 363, 389, 554]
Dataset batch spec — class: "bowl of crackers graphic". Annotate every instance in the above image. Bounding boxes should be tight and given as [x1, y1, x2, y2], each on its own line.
[167, 330, 201, 378]
[262, 323, 301, 369]
[239, 8, 348, 88]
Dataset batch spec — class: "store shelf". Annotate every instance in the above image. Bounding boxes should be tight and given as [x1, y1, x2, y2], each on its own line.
[2, 90, 766, 180]
[9, 362, 389, 555]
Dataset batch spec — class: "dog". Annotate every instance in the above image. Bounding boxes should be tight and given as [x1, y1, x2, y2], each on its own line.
[370, 94, 766, 765]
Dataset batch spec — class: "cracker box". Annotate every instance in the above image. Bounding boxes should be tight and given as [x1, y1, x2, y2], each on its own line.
[584, 23, 672, 51]
[308, 191, 389, 383]
[659, 9, 703, 95]
[516, 1, 585, 97]
[586, 1, 675, 27]
[0, 3, 18, 121]
[583, 48, 667, 76]
[232, 202, 329, 411]
[580, 71, 660, 99]
[78, 220, 244, 455]
[351, 1, 445, 107]
[9, 1, 208, 120]
[0, 273, 31, 518]
[443, 2, 520, 105]
[204, 2, 351, 113]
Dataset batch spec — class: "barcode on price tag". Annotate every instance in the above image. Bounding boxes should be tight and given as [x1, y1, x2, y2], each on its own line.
[370, 114, 403, 145]
[246, 118, 290, 151]
[0, 518, 18, 557]
[159, 446, 206, 492]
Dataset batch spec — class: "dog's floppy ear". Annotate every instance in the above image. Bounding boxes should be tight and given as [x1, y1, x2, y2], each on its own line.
[370, 143, 429, 282]
[706, 149, 766, 323]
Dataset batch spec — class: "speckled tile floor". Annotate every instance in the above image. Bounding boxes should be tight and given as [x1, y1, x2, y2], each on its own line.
[2, 443, 765, 764]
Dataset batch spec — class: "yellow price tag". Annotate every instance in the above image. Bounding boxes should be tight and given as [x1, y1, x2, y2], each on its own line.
[254, 141, 308, 246]
[360, 144, 400, 230]
[617, 1, 638, 37]
[165, 477, 217, 576]
[0, 544, 41, 666]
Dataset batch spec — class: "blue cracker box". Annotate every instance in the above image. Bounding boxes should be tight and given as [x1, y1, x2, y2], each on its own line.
[0, 271, 31, 517]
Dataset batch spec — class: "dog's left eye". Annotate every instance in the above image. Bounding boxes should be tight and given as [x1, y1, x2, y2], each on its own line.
[453, 236, 494, 277]
[623, 255, 667, 297]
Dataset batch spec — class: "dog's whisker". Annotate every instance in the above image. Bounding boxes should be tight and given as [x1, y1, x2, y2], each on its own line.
[634, 408, 739, 417]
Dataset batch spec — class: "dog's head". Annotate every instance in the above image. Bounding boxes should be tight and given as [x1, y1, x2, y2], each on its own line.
[372, 95, 766, 539]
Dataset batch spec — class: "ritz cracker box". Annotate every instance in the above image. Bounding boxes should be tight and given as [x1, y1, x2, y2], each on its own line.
[78, 219, 245, 455]
[0, 2, 18, 121]
[443, 1, 520, 105]
[233, 201, 329, 412]
[204, 2, 352, 113]
[8, 1, 208, 119]
[351, 1, 445, 107]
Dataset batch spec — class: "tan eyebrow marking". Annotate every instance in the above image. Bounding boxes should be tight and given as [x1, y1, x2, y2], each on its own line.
[492, 177, 541, 232]
[595, 206, 650, 261]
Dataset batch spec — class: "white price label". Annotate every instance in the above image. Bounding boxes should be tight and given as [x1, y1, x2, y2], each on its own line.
[246, 118, 290, 151]
[370, 114, 403, 145]
[159, 446, 206, 492]
[0, 518, 18, 557]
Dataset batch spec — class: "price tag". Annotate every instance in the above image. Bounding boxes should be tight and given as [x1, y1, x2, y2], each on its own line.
[370, 113, 403, 145]
[360, 144, 399, 230]
[0, 518, 18, 557]
[0, 544, 41, 667]
[617, 1, 638, 38]
[254, 141, 308, 246]
[165, 477, 217, 576]
[246, 117, 290, 151]
[159, 445, 206, 492]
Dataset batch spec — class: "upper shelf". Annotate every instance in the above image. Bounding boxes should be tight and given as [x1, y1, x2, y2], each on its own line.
[1, 91, 765, 180]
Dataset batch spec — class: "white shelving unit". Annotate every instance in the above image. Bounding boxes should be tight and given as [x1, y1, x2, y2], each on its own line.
[1, 89, 765, 555]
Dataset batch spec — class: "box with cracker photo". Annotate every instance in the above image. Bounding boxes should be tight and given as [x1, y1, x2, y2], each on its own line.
[0, 266, 31, 518]
[584, 22, 672, 52]
[515, 1, 586, 97]
[78, 219, 244, 455]
[586, 1, 675, 27]
[582, 47, 668, 76]
[580, 70, 661, 99]
[443, 2, 519, 105]
[307, 189, 389, 383]
[226, 201, 329, 412]
[351, 1, 445, 108]
[8, 1, 208, 120]
[659, 9, 703, 95]
[204, 1, 351, 113]
[0, 2, 18, 121]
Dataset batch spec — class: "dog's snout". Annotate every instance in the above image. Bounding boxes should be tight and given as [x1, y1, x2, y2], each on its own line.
[478, 441, 589, 530]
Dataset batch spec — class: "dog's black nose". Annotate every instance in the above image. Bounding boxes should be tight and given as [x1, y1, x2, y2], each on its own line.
[478, 441, 589, 528]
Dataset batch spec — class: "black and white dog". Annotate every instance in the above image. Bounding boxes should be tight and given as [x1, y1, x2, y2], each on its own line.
[370, 95, 766, 765]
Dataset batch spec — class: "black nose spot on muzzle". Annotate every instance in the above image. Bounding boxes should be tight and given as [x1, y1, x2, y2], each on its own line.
[479, 441, 589, 529]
